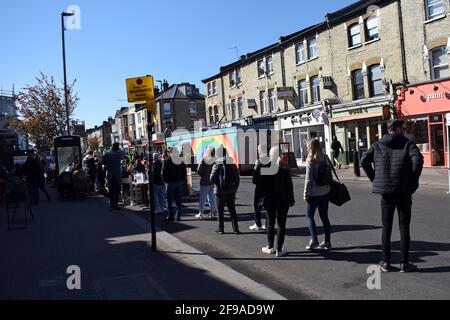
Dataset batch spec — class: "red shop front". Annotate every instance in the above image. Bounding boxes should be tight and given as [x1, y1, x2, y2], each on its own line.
[396, 78, 450, 168]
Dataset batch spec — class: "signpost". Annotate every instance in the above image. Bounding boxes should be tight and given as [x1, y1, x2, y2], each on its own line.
[446, 113, 450, 194]
[126, 75, 157, 251]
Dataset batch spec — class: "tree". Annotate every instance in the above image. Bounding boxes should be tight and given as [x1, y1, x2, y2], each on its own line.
[87, 137, 99, 152]
[11, 72, 79, 151]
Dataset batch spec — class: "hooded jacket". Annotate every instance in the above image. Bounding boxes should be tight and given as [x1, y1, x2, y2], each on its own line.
[361, 134, 424, 195]
[210, 156, 240, 196]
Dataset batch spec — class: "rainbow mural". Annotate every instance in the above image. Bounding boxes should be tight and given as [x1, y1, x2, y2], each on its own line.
[191, 134, 239, 165]
[166, 128, 239, 165]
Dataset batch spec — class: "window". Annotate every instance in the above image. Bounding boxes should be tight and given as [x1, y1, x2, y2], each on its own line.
[189, 102, 197, 114]
[209, 107, 214, 124]
[365, 16, 379, 41]
[268, 89, 277, 112]
[164, 120, 172, 130]
[260, 91, 268, 114]
[257, 59, 265, 77]
[426, 0, 445, 20]
[298, 80, 308, 107]
[237, 97, 243, 118]
[186, 86, 192, 96]
[369, 64, 384, 97]
[352, 69, 365, 100]
[310, 76, 321, 103]
[229, 71, 236, 88]
[207, 83, 212, 96]
[308, 38, 318, 59]
[296, 43, 305, 64]
[348, 23, 361, 47]
[266, 55, 273, 74]
[138, 127, 143, 139]
[231, 99, 237, 120]
[236, 69, 242, 85]
[212, 81, 217, 95]
[163, 103, 171, 116]
[213, 106, 219, 123]
[137, 112, 142, 124]
[430, 46, 449, 79]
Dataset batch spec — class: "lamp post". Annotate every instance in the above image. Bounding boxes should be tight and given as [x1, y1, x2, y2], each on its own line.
[61, 11, 74, 136]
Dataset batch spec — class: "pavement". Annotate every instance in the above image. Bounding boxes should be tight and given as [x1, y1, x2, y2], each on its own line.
[0, 187, 284, 300]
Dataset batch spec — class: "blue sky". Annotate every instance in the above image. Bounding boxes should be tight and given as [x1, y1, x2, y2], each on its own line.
[0, 0, 355, 129]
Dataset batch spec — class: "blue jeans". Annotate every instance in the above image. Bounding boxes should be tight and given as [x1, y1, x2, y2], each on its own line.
[198, 185, 217, 214]
[253, 191, 266, 227]
[306, 194, 331, 243]
[167, 182, 183, 219]
[154, 184, 166, 214]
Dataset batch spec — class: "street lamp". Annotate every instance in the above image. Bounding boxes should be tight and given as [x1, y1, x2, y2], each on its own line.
[61, 11, 74, 136]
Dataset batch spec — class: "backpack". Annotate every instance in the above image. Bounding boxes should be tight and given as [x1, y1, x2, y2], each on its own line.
[314, 156, 333, 186]
[219, 163, 238, 191]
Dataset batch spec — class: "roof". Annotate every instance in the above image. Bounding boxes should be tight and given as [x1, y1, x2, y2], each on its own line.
[326, 0, 395, 26]
[201, 0, 395, 84]
[156, 83, 204, 101]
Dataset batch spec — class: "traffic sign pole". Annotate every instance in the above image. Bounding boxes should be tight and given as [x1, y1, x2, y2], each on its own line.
[147, 105, 157, 251]
[446, 113, 450, 195]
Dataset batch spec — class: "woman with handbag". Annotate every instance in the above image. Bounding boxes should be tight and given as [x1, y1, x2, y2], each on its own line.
[304, 139, 332, 251]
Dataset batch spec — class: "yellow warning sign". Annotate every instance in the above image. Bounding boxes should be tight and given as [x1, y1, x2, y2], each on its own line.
[126, 76, 155, 103]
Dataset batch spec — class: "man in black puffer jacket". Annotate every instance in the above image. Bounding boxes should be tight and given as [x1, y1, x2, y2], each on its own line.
[361, 120, 424, 273]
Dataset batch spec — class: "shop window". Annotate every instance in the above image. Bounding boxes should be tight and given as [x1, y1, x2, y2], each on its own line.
[406, 117, 429, 151]
[352, 69, 365, 100]
[430, 46, 449, 80]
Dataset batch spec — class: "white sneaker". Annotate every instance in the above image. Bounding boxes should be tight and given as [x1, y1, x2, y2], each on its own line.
[276, 250, 288, 257]
[195, 213, 203, 220]
[262, 224, 267, 230]
[249, 224, 261, 231]
[262, 246, 275, 254]
[306, 239, 320, 251]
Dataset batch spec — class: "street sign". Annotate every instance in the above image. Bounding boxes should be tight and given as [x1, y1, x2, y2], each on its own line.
[126, 76, 155, 103]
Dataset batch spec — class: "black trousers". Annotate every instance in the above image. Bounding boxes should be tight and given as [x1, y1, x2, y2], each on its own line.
[381, 194, 412, 264]
[265, 197, 290, 252]
[108, 177, 121, 209]
[217, 194, 239, 232]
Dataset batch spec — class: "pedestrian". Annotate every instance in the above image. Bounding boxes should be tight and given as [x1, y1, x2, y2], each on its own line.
[152, 152, 166, 214]
[95, 158, 106, 194]
[304, 139, 333, 251]
[249, 144, 270, 231]
[331, 136, 345, 169]
[261, 147, 295, 257]
[36, 156, 51, 201]
[162, 147, 187, 221]
[23, 155, 41, 205]
[196, 146, 218, 220]
[132, 158, 146, 175]
[83, 151, 97, 192]
[121, 160, 132, 205]
[210, 146, 240, 235]
[361, 120, 424, 273]
[103, 142, 123, 211]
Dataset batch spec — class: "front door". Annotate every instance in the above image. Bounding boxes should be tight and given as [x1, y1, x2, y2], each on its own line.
[299, 132, 309, 163]
[431, 123, 445, 166]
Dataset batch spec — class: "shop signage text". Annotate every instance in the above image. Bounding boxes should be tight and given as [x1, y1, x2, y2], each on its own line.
[349, 108, 369, 115]
[427, 91, 450, 102]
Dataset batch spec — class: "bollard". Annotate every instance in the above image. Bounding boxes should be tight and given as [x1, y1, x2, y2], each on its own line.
[354, 150, 361, 177]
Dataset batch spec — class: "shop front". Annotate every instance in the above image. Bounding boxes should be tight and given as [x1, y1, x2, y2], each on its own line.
[396, 78, 450, 167]
[277, 106, 330, 167]
[329, 98, 392, 164]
